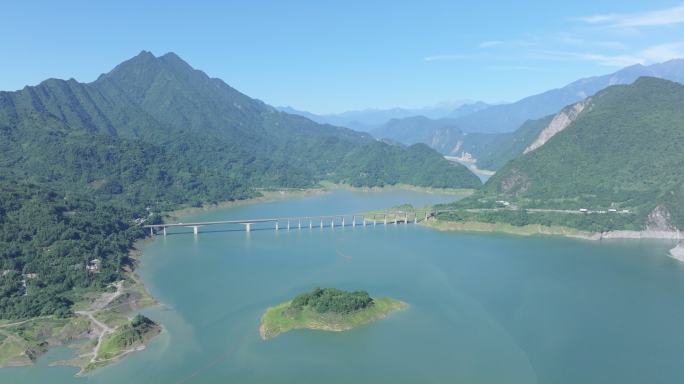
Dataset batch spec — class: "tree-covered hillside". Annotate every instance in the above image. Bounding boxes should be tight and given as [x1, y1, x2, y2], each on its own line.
[458, 77, 684, 230]
[332, 142, 481, 188]
[0, 180, 145, 319]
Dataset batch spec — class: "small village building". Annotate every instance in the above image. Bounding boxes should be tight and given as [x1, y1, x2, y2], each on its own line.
[87, 259, 102, 273]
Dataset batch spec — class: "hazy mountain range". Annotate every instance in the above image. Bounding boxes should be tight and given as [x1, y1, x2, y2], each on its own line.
[278, 101, 490, 132]
[366, 58, 684, 170]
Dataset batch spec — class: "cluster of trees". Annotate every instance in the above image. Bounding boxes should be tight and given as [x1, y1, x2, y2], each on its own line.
[290, 287, 374, 314]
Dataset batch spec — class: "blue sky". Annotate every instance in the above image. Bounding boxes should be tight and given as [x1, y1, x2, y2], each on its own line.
[2, 1, 684, 113]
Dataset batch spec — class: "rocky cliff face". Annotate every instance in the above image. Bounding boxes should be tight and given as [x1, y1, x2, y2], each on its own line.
[524, 99, 591, 154]
[645, 205, 679, 232]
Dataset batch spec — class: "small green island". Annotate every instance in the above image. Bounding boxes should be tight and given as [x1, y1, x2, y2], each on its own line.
[259, 287, 407, 340]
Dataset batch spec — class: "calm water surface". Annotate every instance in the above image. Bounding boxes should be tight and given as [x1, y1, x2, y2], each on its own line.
[2, 189, 683, 383]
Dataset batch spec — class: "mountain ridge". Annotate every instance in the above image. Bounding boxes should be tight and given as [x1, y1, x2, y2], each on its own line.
[0, 51, 481, 203]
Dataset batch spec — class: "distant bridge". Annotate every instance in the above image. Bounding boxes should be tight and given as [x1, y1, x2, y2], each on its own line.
[143, 210, 437, 236]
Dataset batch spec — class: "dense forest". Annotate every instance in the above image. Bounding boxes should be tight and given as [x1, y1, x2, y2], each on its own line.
[0, 180, 147, 319]
[289, 288, 374, 314]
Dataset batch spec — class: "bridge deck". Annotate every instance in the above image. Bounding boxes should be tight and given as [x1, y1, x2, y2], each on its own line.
[142, 210, 434, 234]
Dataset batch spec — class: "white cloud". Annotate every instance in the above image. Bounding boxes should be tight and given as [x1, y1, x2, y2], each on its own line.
[527, 42, 684, 67]
[577, 53, 645, 66]
[640, 42, 684, 62]
[557, 36, 626, 50]
[486, 65, 547, 71]
[578, 4, 684, 28]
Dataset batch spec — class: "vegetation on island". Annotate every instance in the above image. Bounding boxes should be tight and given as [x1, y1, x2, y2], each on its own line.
[260, 288, 407, 340]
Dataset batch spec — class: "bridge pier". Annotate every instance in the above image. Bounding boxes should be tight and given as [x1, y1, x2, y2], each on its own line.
[287, 220, 290, 231]
[150, 227, 154, 236]
[320, 219, 323, 229]
[275, 221, 279, 231]
[331, 218, 335, 228]
[245, 223, 252, 232]
[384, 215, 387, 225]
[342, 217, 345, 227]
[163, 227, 167, 236]
[310, 220, 313, 229]
[193, 226, 199, 235]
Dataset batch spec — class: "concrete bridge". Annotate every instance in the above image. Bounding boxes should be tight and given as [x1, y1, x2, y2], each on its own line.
[143, 210, 436, 236]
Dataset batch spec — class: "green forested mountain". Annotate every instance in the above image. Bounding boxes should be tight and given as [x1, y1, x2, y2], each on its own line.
[0, 51, 479, 203]
[0, 52, 479, 319]
[333, 142, 480, 188]
[458, 77, 684, 230]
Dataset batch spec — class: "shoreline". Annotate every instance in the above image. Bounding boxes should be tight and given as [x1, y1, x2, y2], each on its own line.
[423, 219, 681, 242]
[0, 184, 456, 371]
[0, 183, 452, 376]
[4, 185, 677, 371]
[0, 240, 160, 371]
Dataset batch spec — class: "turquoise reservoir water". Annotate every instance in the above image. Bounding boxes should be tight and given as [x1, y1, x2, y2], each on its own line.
[2, 189, 682, 383]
